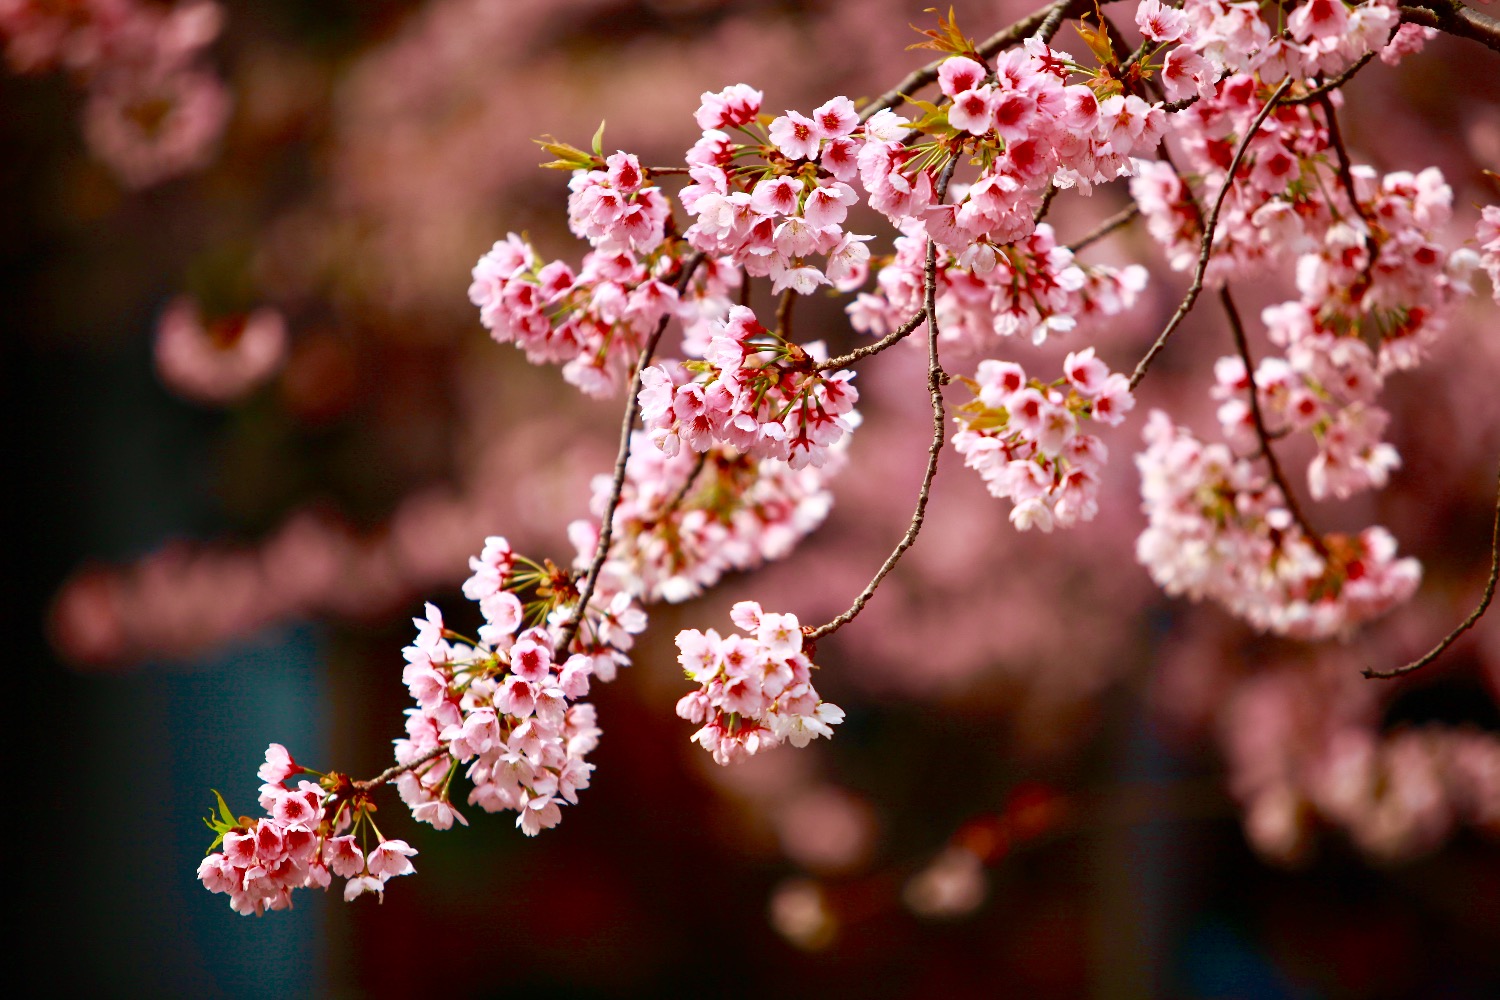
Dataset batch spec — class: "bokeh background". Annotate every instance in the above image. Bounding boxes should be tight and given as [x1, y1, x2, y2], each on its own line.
[10, 0, 1500, 996]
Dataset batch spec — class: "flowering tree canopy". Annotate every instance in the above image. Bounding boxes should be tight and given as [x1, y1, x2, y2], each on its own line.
[16, 0, 1499, 953]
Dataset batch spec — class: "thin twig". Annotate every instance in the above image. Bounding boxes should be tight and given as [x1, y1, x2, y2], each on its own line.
[1066, 203, 1140, 253]
[356, 744, 450, 791]
[1365, 464, 1500, 680]
[558, 252, 705, 653]
[1219, 286, 1327, 557]
[1128, 77, 1293, 391]
[1315, 93, 1365, 222]
[1282, 52, 1377, 106]
[659, 451, 709, 520]
[808, 158, 958, 641]
[1033, 183, 1060, 225]
[816, 307, 928, 371]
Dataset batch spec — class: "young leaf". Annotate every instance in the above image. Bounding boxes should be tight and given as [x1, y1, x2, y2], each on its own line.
[591, 120, 607, 158]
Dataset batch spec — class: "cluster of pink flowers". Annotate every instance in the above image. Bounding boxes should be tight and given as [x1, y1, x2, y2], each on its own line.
[952, 349, 1134, 532]
[1, 0, 231, 187]
[196, 744, 418, 915]
[1135, 410, 1420, 639]
[468, 234, 740, 397]
[850, 222, 1148, 352]
[1224, 666, 1500, 863]
[394, 536, 641, 836]
[1210, 167, 1476, 502]
[675, 602, 844, 766]
[569, 432, 839, 604]
[153, 296, 287, 405]
[681, 87, 875, 294]
[639, 305, 859, 469]
[1479, 205, 1500, 303]
[567, 151, 671, 256]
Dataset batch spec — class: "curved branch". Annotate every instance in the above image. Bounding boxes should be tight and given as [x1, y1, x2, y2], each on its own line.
[1364, 464, 1500, 680]
[1129, 77, 1294, 391]
[558, 252, 705, 653]
[808, 158, 959, 641]
[816, 306, 928, 371]
[1219, 286, 1328, 557]
[356, 743, 451, 792]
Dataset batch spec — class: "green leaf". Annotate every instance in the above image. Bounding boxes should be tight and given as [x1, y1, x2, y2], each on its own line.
[214, 789, 236, 828]
[591, 120, 607, 158]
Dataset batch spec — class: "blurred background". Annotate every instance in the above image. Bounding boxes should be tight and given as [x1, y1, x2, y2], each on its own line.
[10, 0, 1500, 996]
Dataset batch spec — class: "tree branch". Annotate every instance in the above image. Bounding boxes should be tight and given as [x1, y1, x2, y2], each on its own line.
[356, 743, 450, 792]
[816, 306, 929, 371]
[1128, 77, 1294, 391]
[558, 252, 705, 653]
[1066, 203, 1140, 253]
[808, 158, 958, 641]
[1400, 1, 1500, 54]
[1364, 464, 1500, 680]
[1219, 286, 1328, 557]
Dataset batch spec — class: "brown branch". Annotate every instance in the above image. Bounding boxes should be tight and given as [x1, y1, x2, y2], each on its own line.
[1282, 52, 1378, 106]
[1314, 93, 1365, 223]
[1400, 2, 1500, 54]
[776, 286, 796, 337]
[558, 252, 705, 653]
[356, 743, 450, 792]
[816, 306, 928, 371]
[808, 159, 958, 642]
[1219, 286, 1328, 557]
[1365, 464, 1500, 680]
[1128, 77, 1293, 391]
[1033, 183, 1060, 225]
[1066, 203, 1140, 253]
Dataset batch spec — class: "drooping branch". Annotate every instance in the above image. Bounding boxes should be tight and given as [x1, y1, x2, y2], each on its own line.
[808, 158, 958, 641]
[1364, 464, 1500, 680]
[558, 252, 705, 653]
[1282, 52, 1378, 106]
[1128, 77, 1294, 391]
[1219, 286, 1328, 557]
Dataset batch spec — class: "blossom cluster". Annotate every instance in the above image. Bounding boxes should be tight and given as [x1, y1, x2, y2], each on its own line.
[196, 744, 418, 915]
[468, 233, 739, 397]
[639, 305, 859, 469]
[1135, 410, 1419, 639]
[1, 0, 231, 187]
[569, 432, 840, 604]
[394, 536, 641, 836]
[153, 296, 287, 405]
[675, 602, 844, 765]
[850, 222, 1148, 353]
[952, 349, 1135, 532]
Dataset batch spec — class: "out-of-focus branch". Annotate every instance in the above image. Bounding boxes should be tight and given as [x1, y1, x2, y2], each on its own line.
[1219, 286, 1328, 557]
[1400, 1, 1500, 54]
[808, 158, 958, 641]
[1365, 465, 1500, 680]
[1128, 77, 1293, 391]
[1067, 203, 1140, 253]
[559, 252, 705, 653]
